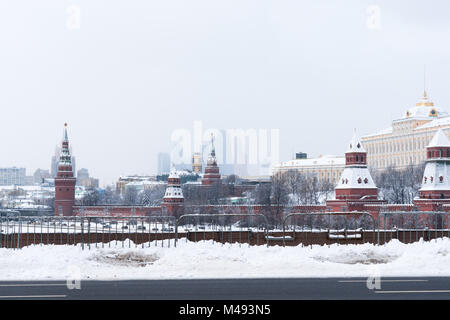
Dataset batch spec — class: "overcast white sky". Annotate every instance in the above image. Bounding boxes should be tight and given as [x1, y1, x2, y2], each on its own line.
[0, 0, 449, 186]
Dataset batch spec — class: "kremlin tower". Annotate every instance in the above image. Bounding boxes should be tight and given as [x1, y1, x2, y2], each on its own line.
[162, 168, 184, 216]
[54, 123, 77, 216]
[201, 134, 221, 185]
[327, 130, 385, 211]
[414, 128, 450, 211]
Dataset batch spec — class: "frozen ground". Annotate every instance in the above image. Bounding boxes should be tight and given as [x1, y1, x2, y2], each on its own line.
[0, 238, 449, 280]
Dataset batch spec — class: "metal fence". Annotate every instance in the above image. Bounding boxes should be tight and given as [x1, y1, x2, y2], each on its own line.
[282, 212, 377, 247]
[175, 213, 269, 247]
[377, 211, 450, 245]
[0, 216, 175, 250]
[3, 211, 450, 250]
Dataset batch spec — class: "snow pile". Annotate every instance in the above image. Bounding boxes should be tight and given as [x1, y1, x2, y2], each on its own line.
[0, 238, 450, 280]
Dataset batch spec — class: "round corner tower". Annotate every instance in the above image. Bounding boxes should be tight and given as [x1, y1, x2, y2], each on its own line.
[54, 123, 77, 216]
[418, 128, 450, 200]
[162, 168, 184, 216]
[334, 130, 378, 200]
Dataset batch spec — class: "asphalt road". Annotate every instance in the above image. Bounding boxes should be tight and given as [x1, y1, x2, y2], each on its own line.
[0, 278, 450, 300]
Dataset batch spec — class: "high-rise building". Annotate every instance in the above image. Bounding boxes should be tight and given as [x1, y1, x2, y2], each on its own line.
[157, 153, 171, 175]
[77, 168, 89, 180]
[76, 168, 98, 187]
[0, 167, 26, 186]
[54, 123, 77, 216]
[192, 152, 202, 173]
[33, 169, 51, 184]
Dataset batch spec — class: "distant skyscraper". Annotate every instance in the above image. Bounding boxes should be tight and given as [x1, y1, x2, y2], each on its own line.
[192, 152, 202, 173]
[157, 153, 171, 175]
[77, 168, 89, 180]
[33, 169, 51, 184]
[50, 146, 60, 178]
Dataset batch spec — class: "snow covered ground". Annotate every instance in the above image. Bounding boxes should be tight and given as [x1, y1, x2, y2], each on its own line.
[0, 238, 449, 280]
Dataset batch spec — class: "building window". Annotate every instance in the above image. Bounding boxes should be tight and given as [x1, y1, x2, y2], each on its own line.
[357, 177, 362, 184]
[440, 176, 444, 183]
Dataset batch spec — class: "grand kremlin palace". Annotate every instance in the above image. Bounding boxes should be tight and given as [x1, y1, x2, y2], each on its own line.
[362, 91, 450, 170]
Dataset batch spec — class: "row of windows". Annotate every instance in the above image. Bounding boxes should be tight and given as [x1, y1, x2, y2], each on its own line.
[341, 177, 369, 184]
[369, 154, 426, 168]
[423, 176, 444, 183]
[366, 136, 432, 154]
[346, 155, 365, 163]
[428, 149, 450, 158]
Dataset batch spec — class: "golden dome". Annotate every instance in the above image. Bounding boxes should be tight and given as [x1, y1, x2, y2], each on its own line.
[416, 91, 434, 107]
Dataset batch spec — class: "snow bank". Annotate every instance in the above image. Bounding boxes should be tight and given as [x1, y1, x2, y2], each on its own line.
[0, 238, 450, 280]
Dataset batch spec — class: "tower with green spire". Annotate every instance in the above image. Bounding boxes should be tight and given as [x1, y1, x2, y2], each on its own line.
[54, 123, 77, 216]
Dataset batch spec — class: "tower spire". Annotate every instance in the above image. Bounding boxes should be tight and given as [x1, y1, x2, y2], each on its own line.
[63, 123, 68, 141]
[210, 133, 215, 157]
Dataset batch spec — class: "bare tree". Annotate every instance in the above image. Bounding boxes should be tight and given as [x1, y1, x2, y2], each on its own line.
[271, 172, 289, 227]
[374, 164, 425, 204]
[124, 186, 138, 205]
[138, 185, 166, 206]
[78, 187, 99, 206]
[283, 169, 303, 205]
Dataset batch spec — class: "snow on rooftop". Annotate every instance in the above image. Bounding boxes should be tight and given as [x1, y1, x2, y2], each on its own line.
[362, 127, 392, 139]
[416, 115, 450, 130]
[275, 155, 345, 169]
[397, 93, 448, 120]
[427, 128, 450, 148]
[126, 180, 166, 186]
[345, 130, 366, 153]
[335, 167, 377, 190]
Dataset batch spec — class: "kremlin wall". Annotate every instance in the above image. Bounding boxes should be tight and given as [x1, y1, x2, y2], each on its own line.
[54, 91, 450, 219]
